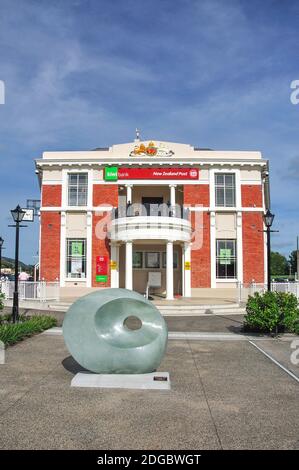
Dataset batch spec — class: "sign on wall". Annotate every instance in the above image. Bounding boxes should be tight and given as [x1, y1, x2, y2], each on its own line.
[104, 167, 199, 181]
[110, 260, 117, 270]
[21, 208, 34, 222]
[184, 261, 191, 270]
[104, 166, 118, 181]
[96, 256, 108, 282]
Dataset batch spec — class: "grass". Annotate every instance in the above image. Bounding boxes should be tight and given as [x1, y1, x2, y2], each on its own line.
[0, 315, 57, 346]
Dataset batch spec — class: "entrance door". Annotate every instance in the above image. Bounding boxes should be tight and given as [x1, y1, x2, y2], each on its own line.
[142, 197, 163, 216]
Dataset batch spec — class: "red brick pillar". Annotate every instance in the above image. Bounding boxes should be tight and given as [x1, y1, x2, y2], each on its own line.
[184, 185, 211, 288]
[40, 185, 62, 281]
[92, 184, 118, 287]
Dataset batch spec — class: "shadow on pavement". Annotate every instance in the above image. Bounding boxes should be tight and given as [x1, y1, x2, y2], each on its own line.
[62, 356, 89, 375]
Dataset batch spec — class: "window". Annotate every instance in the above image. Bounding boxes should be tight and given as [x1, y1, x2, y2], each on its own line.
[215, 173, 236, 207]
[145, 252, 160, 269]
[133, 251, 143, 269]
[216, 239, 237, 279]
[66, 239, 86, 278]
[68, 173, 88, 206]
[162, 251, 178, 269]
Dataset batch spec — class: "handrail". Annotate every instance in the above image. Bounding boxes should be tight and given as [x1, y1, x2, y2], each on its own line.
[112, 203, 189, 220]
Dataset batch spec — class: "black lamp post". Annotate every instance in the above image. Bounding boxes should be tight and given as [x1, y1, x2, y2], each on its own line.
[263, 209, 275, 291]
[0, 237, 4, 290]
[9, 205, 26, 323]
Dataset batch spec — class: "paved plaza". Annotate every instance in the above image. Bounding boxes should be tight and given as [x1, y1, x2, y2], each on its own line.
[0, 319, 298, 450]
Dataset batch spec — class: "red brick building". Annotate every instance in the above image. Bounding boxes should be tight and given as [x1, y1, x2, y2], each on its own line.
[35, 140, 268, 299]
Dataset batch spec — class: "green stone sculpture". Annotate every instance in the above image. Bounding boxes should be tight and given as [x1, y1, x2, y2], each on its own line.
[63, 288, 168, 374]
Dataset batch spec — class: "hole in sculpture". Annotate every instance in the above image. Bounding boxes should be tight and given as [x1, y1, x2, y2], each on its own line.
[123, 316, 142, 331]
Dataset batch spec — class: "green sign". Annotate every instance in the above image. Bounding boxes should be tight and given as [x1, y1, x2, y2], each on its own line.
[220, 248, 231, 265]
[104, 166, 118, 181]
[96, 275, 108, 282]
[71, 241, 83, 256]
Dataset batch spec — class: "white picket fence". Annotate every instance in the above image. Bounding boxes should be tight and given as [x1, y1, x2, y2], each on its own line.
[238, 281, 299, 303]
[0, 281, 59, 302]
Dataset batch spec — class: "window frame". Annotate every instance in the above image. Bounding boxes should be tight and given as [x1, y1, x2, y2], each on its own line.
[66, 238, 87, 279]
[215, 172, 236, 208]
[216, 239, 237, 280]
[67, 172, 88, 207]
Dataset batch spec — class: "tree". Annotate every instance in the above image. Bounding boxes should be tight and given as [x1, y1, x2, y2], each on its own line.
[270, 252, 288, 276]
[289, 250, 298, 275]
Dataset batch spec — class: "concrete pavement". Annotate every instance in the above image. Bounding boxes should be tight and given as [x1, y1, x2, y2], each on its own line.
[0, 332, 298, 450]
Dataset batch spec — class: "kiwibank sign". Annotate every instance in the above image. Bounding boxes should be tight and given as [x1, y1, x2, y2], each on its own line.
[104, 167, 199, 181]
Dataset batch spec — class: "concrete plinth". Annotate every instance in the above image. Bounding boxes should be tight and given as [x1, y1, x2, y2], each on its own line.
[71, 372, 171, 390]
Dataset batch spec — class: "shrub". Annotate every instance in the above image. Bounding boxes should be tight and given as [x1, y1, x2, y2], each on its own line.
[0, 315, 57, 346]
[0, 293, 4, 311]
[244, 291, 299, 334]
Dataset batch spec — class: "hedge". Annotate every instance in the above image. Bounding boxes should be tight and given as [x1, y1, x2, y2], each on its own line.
[244, 291, 299, 334]
[0, 315, 57, 346]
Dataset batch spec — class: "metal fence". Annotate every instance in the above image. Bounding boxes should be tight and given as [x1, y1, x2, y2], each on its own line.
[238, 281, 299, 303]
[0, 281, 60, 302]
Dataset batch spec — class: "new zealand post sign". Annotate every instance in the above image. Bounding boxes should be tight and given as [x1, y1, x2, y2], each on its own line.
[104, 167, 199, 181]
[96, 256, 108, 283]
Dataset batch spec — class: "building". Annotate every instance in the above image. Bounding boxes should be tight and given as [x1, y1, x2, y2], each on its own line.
[35, 139, 269, 300]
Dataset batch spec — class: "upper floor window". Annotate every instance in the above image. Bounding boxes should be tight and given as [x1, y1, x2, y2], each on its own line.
[215, 173, 236, 207]
[68, 173, 88, 206]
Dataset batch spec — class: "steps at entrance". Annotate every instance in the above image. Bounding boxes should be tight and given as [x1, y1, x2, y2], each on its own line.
[47, 301, 245, 316]
[157, 304, 245, 316]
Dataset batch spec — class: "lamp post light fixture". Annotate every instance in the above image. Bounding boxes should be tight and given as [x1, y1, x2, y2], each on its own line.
[0, 237, 4, 290]
[9, 205, 26, 323]
[263, 209, 276, 292]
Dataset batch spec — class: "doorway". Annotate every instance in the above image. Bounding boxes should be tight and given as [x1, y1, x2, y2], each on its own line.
[141, 197, 163, 216]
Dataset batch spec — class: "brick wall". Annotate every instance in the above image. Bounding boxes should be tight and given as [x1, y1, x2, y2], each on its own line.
[41, 185, 62, 207]
[241, 185, 263, 208]
[242, 212, 264, 283]
[184, 184, 209, 206]
[92, 185, 118, 287]
[184, 184, 211, 287]
[93, 184, 118, 207]
[40, 211, 60, 281]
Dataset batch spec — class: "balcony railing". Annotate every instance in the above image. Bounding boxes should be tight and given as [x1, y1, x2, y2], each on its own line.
[112, 203, 189, 220]
[110, 203, 191, 243]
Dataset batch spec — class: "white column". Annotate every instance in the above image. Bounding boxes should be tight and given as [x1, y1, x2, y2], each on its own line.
[166, 240, 174, 300]
[210, 211, 216, 288]
[236, 211, 243, 284]
[86, 211, 92, 287]
[125, 240, 133, 290]
[126, 185, 133, 204]
[169, 184, 176, 207]
[110, 243, 119, 288]
[184, 242, 191, 297]
[59, 212, 66, 287]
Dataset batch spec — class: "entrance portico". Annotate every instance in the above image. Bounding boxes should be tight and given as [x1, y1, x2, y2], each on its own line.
[110, 240, 191, 299]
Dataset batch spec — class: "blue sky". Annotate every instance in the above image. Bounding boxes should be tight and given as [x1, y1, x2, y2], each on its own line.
[0, 0, 299, 264]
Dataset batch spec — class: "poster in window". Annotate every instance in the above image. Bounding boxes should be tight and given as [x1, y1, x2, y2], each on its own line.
[71, 241, 83, 256]
[220, 248, 231, 265]
[146, 253, 160, 268]
[71, 259, 82, 275]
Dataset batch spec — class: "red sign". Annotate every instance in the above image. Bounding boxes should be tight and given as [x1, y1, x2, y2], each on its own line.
[96, 256, 108, 275]
[118, 167, 199, 180]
